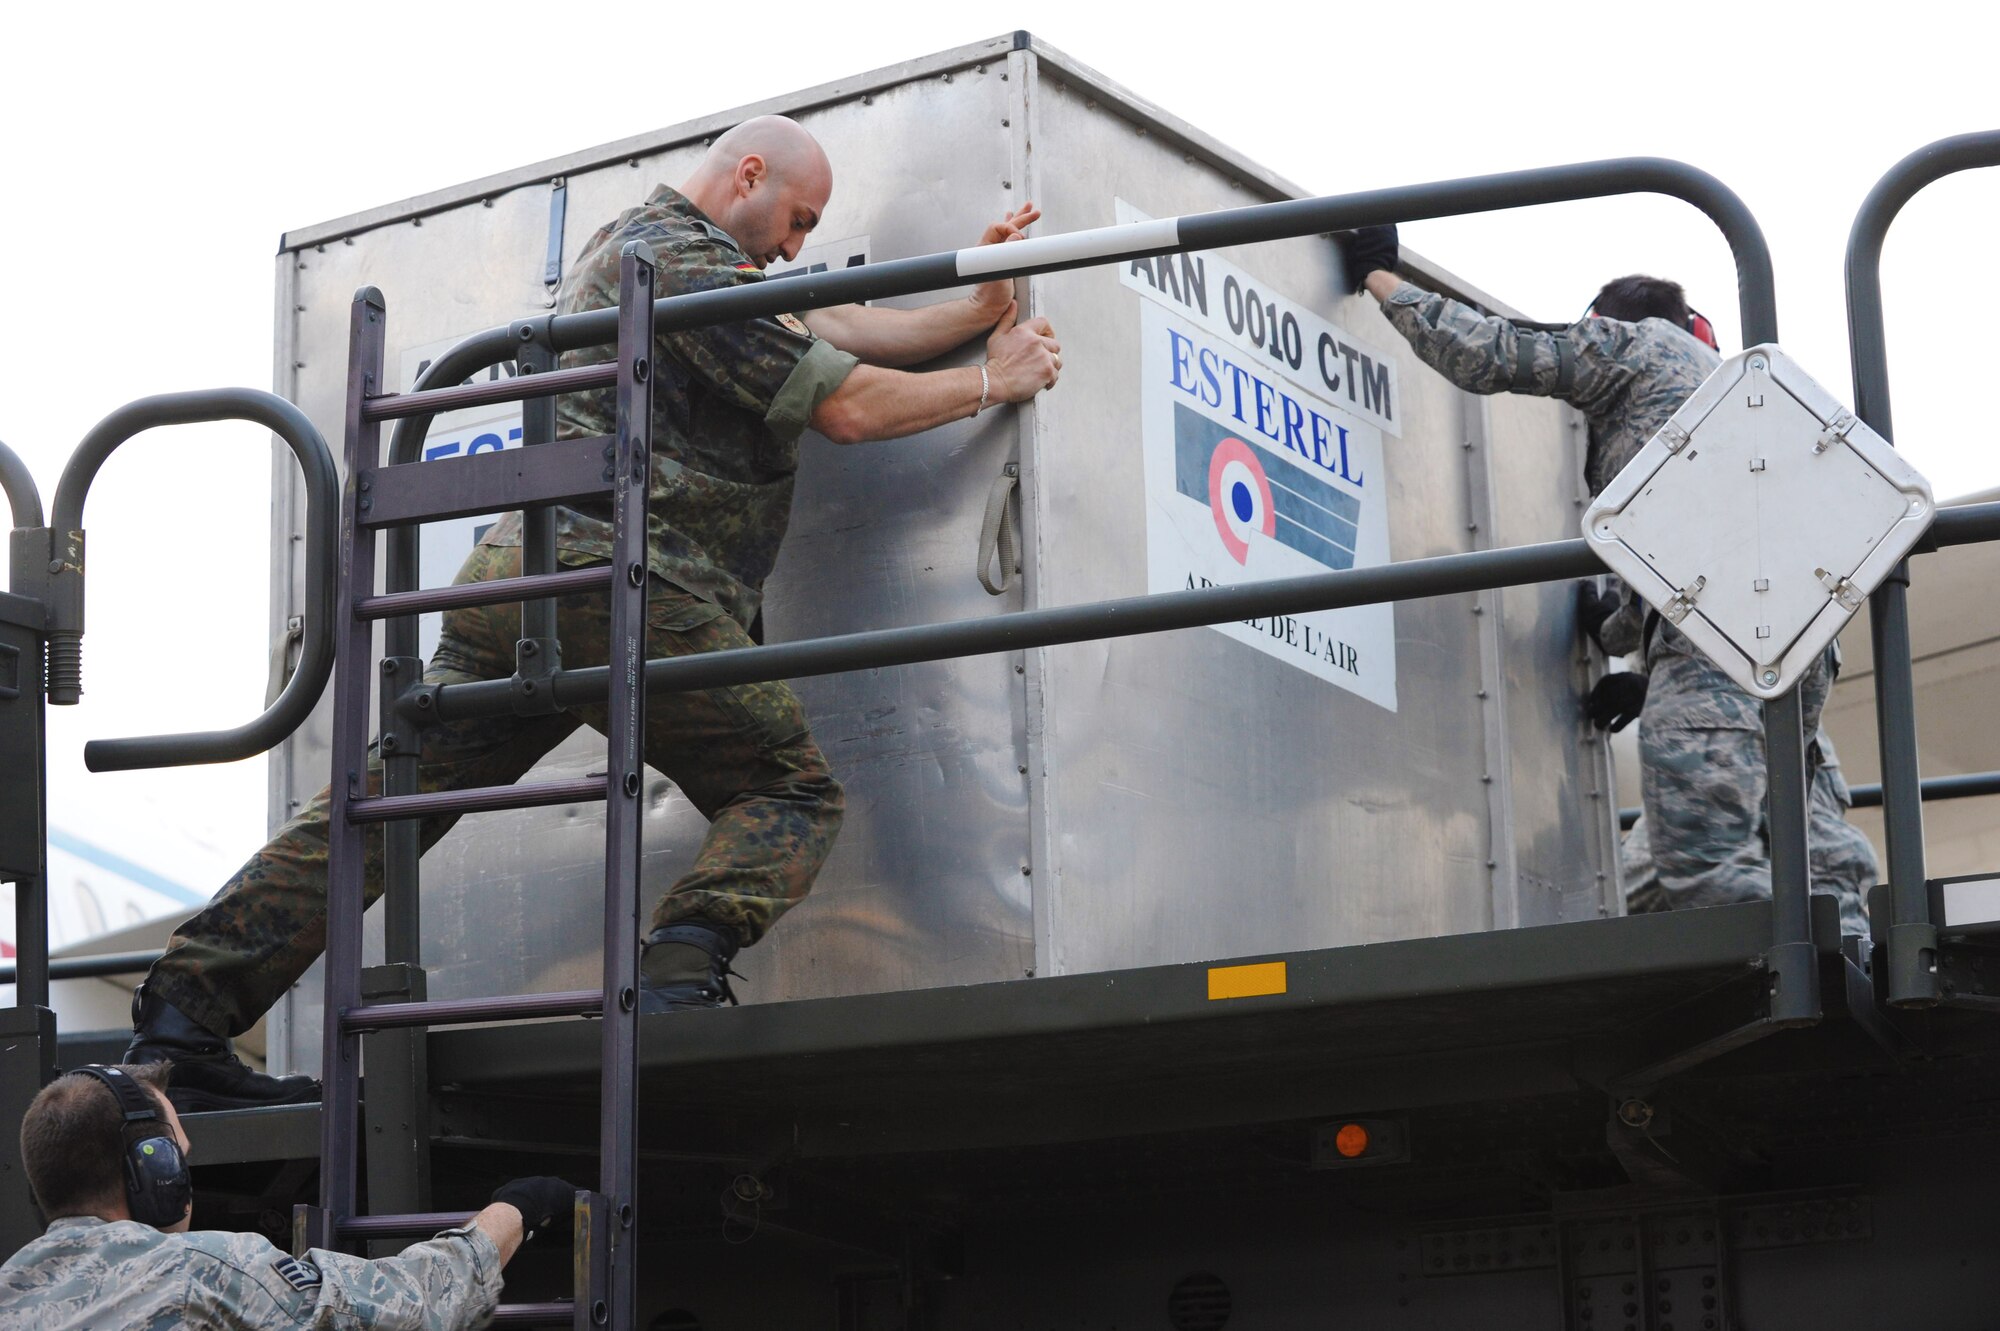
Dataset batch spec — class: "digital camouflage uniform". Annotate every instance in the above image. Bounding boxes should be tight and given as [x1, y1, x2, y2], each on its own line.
[1624, 729, 1874, 932]
[1378, 281, 1875, 917]
[148, 185, 859, 1036]
[0, 1216, 500, 1330]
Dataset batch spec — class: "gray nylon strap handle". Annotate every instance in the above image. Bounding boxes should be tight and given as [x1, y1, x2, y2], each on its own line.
[1508, 336, 1539, 393]
[977, 463, 1021, 596]
[266, 616, 305, 709]
[1507, 331, 1577, 395]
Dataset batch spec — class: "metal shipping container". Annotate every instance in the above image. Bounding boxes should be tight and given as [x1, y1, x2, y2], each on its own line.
[266, 33, 1618, 1072]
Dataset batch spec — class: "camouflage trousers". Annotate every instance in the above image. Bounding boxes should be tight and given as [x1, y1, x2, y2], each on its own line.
[1629, 631, 1875, 932]
[1624, 758, 1875, 933]
[150, 543, 843, 1037]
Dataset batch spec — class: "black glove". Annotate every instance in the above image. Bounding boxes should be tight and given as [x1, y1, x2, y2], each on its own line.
[1576, 581, 1620, 653]
[1337, 225, 1399, 293]
[492, 1176, 578, 1243]
[1586, 673, 1648, 733]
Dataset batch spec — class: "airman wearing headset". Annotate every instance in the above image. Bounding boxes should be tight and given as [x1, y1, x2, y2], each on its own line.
[1, 1063, 575, 1330]
[1339, 226, 1874, 928]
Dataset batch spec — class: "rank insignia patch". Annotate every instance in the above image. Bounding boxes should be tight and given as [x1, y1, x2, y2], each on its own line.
[273, 1256, 323, 1291]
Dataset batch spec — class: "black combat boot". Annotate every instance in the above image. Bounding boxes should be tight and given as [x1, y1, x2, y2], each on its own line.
[124, 983, 321, 1112]
[638, 922, 742, 1013]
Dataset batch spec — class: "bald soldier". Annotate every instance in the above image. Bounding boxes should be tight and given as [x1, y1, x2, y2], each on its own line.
[124, 116, 1065, 1109]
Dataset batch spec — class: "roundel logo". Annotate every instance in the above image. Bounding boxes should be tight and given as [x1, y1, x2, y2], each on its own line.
[1208, 437, 1275, 565]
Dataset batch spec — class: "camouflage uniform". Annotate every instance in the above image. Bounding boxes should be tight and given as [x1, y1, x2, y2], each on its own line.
[148, 185, 857, 1036]
[1624, 728, 1874, 932]
[1377, 281, 1869, 915]
[0, 1215, 500, 1330]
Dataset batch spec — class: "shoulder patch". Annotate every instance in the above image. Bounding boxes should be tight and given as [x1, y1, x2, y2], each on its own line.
[272, 1255, 323, 1291]
[776, 312, 811, 337]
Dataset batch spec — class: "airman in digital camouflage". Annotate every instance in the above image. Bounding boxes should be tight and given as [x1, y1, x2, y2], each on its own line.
[122, 114, 1066, 1109]
[1624, 727, 1873, 932]
[1342, 226, 1876, 923]
[1, 1062, 572, 1329]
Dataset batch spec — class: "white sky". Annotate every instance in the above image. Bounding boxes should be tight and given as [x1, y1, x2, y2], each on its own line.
[3, 1, 1995, 897]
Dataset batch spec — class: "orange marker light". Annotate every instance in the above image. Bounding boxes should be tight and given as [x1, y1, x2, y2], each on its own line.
[1334, 1123, 1370, 1158]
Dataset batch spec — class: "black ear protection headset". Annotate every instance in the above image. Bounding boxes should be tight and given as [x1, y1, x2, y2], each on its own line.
[1581, 299, 1720, 351]
[69, 1066, 192, 1229]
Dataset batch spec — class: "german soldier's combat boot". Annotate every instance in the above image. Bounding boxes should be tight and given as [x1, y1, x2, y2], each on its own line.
[124, 983, 321, 1112]
[638, 922, 741, 1013]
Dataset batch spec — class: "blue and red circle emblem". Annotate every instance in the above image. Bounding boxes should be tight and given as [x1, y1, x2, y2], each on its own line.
[1207, 437, 1275, 565]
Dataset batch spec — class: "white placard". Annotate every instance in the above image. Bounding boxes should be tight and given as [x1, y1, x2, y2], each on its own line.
[1116, 200, 1402, 438]
[1134, 297, 1398, 710]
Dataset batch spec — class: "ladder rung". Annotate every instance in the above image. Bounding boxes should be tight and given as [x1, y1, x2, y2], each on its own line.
[359, 432, 613, 529]
[348, 776, 608, 824]
[356, 566, 613, 621]
[341, 988, 604, 1033]
[362, 361, 616, 422]
[338, 1210, 476, 1237]
[491, 1304, 575, 1327]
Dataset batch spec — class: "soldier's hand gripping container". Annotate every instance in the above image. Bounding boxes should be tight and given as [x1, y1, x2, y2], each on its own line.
[265, 34, 1618, 1071]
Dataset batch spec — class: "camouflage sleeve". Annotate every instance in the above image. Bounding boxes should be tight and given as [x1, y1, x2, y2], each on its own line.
[1378, 282, 1636, 414]
[654, 236, 858, 441]
[1596, 578, 1648, 658]
[1813, 729, 1854, 806]
[187, 1225, 502, 1330]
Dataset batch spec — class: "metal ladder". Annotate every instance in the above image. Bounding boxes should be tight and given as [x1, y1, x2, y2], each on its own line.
[298, 241, 662, 1331]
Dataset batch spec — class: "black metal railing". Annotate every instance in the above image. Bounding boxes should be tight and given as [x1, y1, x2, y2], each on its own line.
[30, 389, 340, 767]
[1, 438, 48, 1013]
[1846, 129, 2000, 1006]
[1619, 763, 2000, 832]
[0, 439, 42, 534]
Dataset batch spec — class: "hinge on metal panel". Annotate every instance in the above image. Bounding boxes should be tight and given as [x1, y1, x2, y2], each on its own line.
[1661, 575, 1706, 623]
[1659, 422, 1691, 455]
[1813, 410, 1857, 456]
[1815, 567, 1865, 612]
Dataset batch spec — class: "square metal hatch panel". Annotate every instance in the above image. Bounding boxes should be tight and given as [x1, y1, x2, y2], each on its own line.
[1583, 344, 1933, 700]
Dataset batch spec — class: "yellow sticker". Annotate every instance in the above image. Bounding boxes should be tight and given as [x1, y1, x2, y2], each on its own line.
[1206, 960, 1287, 1000]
